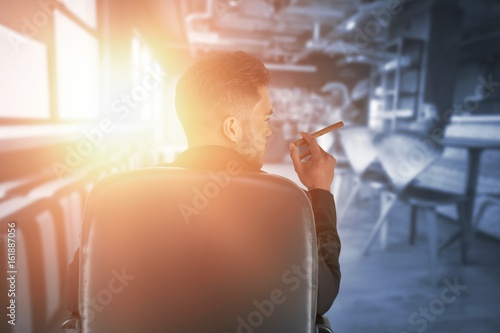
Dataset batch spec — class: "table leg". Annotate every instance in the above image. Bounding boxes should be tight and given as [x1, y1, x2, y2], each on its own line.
[460, 148, 483, 263]
[438, 148, 483, 263]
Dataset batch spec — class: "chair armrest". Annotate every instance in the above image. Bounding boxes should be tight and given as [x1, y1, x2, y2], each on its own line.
[316, 315, 334, 333]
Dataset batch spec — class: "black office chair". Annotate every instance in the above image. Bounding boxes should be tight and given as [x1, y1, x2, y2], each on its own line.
[65, 167, 333, 332]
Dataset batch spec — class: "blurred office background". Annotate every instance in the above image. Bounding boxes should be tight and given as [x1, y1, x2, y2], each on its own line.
[1, 0, 500, 332]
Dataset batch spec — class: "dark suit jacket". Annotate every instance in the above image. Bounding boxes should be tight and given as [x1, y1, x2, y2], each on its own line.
[171, 145, 341, 315]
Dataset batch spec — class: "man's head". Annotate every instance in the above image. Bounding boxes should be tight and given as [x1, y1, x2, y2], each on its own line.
[175, 51, 273, 169]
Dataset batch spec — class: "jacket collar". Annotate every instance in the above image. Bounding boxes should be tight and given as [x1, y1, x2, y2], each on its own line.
[173, 145, 260, 172]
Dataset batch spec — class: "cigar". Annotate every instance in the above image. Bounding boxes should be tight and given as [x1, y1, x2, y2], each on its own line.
[293, 121, 345, 146]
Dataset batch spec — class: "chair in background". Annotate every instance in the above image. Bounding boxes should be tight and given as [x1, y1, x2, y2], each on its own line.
[337, 126, 388, 223]
[68, 167, 332, 333]
[471, 193, 500, 242]
[0, 171, 91, 333]
[362, 131, 469, 285]
[331, 153, 354, 203]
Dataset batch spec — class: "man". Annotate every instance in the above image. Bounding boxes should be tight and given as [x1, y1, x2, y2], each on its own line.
[173, 50, 341, 316]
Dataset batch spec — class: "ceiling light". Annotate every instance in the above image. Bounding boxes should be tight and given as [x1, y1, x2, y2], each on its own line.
[264, 63, 317, 72]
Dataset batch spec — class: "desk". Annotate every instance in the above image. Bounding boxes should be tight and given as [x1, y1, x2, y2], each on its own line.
[440, 138, 500, 260]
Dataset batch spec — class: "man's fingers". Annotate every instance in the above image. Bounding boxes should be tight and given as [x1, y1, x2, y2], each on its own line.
[299, 150, 311, 160]
[289, 143, 302, 171]
[299, 132, 321, 157]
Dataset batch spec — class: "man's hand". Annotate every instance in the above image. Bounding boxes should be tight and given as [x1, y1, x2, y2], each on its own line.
[289, 132, 336, 192]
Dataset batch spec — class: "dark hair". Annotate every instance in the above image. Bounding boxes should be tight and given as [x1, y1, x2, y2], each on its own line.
[175, 51, 270, 136]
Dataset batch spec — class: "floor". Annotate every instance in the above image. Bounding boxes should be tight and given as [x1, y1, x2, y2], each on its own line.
[262, 162, 500, 333]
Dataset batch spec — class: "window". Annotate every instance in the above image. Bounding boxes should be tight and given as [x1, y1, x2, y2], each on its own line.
[131, 33, 163, 121]
[0, 24, 50, 119]
[58, 0, 97, 28]
[54, 10, 100, 120]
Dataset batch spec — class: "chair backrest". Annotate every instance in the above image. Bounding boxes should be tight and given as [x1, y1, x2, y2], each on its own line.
[373, 131, 444, 193]
[79, 167, 317, 333]
[338, 126, 378, 175]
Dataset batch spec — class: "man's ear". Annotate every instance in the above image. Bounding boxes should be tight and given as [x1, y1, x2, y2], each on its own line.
[222, 117, 242, 143]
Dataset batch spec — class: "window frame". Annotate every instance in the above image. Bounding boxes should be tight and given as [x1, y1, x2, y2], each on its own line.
[0, 1, 99, 125]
